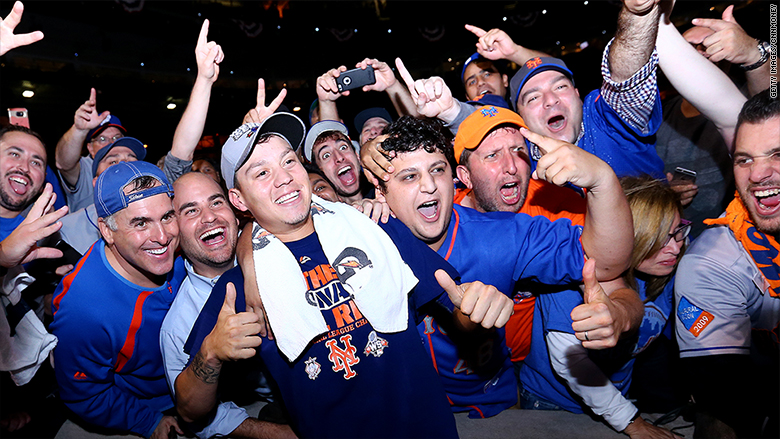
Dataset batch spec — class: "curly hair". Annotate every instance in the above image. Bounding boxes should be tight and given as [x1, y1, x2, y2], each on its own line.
[376, 116, 456, 188]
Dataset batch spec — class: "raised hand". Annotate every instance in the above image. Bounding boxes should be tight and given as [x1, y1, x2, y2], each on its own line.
[0, 1, 43, 56]
[464, 24, 518, 61]
[74, 88, 110, 132]
[316, 66, 348, 101]
[202, 283, 263, 362]
[243, 78, 287, 125]
[356, 58, 397, 92]
[571, 259, 622, 349]
[396, 58, 459, 122]
[195, 19, 224, 83]
[435, 269, 513, 329]
[0, 183, 68, 268]
[687, 5, 760, 65]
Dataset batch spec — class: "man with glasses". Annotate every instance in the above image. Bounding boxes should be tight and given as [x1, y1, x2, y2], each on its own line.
[674, 90, 780, 438]
[54, 87, 127, 211]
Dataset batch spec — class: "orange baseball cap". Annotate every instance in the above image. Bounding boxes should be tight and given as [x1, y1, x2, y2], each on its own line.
[453, 106, 527, 164]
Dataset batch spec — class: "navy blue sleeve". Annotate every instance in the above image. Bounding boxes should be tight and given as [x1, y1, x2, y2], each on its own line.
[183, 266, 247, 363]
[379, 217, 460, 319]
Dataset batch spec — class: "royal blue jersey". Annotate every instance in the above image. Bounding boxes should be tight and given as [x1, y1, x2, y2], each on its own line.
[422, 204, 586, 418]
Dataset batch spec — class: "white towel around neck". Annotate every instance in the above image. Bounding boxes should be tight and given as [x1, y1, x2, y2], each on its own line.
[250, 196, 418, 362]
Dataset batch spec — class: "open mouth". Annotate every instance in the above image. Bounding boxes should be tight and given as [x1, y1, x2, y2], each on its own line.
[500, 182, 521, 204]
[479, 89, 492, 96]
[337, 165, 357, 187]
[200, 227, 226, 245]
[8, 175, 29, 195]
[417, 200, 439, 221]
[276, 191, 300, 205]
[753, 188, 780, 215]
[547, 115, 566, 132]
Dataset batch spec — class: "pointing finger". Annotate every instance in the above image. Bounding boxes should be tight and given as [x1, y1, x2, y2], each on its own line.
[256, 78, 266, 108]
[198, 19, 210, 47]
[395, 57, 417, 98]
[464, 24, 487, 38]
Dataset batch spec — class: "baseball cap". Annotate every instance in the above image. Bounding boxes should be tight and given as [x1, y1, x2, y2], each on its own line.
[453, 106, 527, 164]
[221, 112, 306, 190]
[466, 93, 511, 109]
[86, 114, 127, 143]
[510, 57, 574, 109]
[353, 107, 393, 136]
[91, 137, 147, 177]
[303, 120, 351, 163]
[461, 52, 481, 82]
[94, 161, 173, 219]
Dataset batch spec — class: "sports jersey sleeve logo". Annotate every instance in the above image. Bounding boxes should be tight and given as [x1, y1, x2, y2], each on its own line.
[677, 296, 715, 337]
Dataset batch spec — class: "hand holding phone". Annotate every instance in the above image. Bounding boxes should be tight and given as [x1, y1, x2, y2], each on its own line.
[336, 66, 376, 92]
[7, 108, 30, 128]
[672, 167, 697, 184]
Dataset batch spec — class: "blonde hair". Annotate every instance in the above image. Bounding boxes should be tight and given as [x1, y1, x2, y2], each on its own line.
[620, 176, 686, 302]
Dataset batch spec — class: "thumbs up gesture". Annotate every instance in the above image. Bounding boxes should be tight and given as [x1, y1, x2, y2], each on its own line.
[435, 269, 514, 329]
[570, 259, 623, 349]
[202, 282, 264, 362]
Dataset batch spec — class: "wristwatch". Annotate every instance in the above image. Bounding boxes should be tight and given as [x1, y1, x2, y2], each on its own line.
[741, 40, 773, 71]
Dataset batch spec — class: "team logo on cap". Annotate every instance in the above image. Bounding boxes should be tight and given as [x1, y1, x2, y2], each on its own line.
[526, 57, 543, 69]
[304, 357, 321, 380]
[480, 106, 498, 118]
[364, 331, 389, 357]
[230, 123, 259, 141]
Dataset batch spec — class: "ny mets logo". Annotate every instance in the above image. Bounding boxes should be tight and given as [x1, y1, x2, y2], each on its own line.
[480, 106, 498, 118]
[526, 57, 543, 69]
[304, 357, 321, 380]
[363, 331, 389, 357]
[326, 334, 360, 379]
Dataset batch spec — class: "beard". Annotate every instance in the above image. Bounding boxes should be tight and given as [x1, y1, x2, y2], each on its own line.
[0, 182, 40, 213]
[738, 188, 780, 236]
[470, 176, 527, 213]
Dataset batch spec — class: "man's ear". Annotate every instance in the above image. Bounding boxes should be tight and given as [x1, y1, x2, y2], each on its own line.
[229, 188, 249, 212]
[97, 219, 114, 244]
[502, 74, 509, 88]
[575, 88, 580, 98]
[456, 165, 473, 189]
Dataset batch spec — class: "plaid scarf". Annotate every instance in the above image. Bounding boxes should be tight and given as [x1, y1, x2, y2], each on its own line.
[705, 196, 780, 298]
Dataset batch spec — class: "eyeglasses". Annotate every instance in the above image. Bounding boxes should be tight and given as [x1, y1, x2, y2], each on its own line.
[664, 219, 691, 247]
[91, 134, 123, 145]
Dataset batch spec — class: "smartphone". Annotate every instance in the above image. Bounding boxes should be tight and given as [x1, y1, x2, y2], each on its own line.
[336, 66, 376, 92]
[673, 167, 697, 183]
[7, 108, 29, 128]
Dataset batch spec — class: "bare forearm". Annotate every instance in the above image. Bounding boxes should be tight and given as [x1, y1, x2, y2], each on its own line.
[175, 350, 222, 423]
[582, 175, 633, 280]
[318, 99, 340, 122]
[385, 81, 418, 117]
[171, 77, 213, 161]
[231, 417, 298, 439]
[507, 46, 550, 64]
[606, 287, 643, 334]
[55, 126, 88, 184]
[610, 6, 661, 83]
[656, 15, 745, 148]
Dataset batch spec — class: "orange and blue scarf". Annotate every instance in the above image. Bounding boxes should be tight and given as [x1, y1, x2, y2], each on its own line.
[705, 196, 780, 298]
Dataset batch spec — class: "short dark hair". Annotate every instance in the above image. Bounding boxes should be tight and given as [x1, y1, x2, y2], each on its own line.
[735, 89, 780, 142]
[0, 125, 46, 151]
[377, 116, 456, 189]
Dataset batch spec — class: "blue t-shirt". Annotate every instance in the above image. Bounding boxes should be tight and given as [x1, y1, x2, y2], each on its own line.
[185, 219, 459, 439]
[0, 215, 25, 241]
[421, 204, 586, 418]
[520, 275, 675, 413]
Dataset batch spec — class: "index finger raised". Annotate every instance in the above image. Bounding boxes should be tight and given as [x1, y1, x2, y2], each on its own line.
[198, 19, 210, 46]
[464, 24, 487, 38]
[395, 58, 417, 96]
[519, 127, 557, 155]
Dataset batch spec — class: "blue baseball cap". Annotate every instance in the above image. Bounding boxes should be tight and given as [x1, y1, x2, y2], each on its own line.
[510, 57, 574, 109]
[461, 52, 481, 82]
[86, 114, 127, 143]
[94, 161, 173, 218]
[91, 137, 147, 177]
